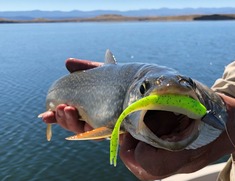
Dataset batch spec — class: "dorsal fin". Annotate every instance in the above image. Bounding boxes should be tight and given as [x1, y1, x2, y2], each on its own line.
[105, 49, 117, 64]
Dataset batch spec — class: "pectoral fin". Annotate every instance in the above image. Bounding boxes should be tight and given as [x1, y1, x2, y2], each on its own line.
[66, 127, 124, 140]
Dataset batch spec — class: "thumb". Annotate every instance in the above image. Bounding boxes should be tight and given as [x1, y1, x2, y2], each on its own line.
[65, 58, 102, 73]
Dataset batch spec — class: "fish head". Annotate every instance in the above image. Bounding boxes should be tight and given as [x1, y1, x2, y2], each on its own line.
[124, 66, 198, 104]
[123, 64, 225, 151]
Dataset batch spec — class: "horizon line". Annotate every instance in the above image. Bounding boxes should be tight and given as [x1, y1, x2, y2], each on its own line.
[1, 7, 235, 12]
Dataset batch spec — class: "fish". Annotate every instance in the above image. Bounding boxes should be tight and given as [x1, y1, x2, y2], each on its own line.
[44, 50, 228, 155]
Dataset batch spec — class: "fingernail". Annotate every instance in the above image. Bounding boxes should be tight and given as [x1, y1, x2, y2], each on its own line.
[57, 109, 64, 117]
[38, 111, 50, 118]
[38, 113, 44, 118]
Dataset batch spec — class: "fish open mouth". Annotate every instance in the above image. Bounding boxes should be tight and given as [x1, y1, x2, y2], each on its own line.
[110, 93, 206, 159]
[143, 110, 197, 142]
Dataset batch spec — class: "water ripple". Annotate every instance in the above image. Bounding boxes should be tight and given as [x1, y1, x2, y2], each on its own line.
[1, 22, 235, 181]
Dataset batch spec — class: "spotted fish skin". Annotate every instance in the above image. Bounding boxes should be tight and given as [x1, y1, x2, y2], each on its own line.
[46, 63, 175, 128]
[45, 51, 228, 151]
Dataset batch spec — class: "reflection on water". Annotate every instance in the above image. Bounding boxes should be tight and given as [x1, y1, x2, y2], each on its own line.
[1, 21, 235, 180]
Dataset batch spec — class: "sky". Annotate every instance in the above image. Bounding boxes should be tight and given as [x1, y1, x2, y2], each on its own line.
[1, 0, 235, 11]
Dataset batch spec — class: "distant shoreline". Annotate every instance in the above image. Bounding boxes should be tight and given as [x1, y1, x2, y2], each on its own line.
[1, 14, 235, 23]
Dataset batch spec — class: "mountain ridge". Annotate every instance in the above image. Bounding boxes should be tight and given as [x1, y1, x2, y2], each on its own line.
[1, 8, 235, 20]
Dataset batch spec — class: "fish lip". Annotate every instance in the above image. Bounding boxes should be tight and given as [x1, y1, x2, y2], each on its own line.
[151, 89, 199, 102]
[149, 84, 200, 101]
[136, 92, 201, 150]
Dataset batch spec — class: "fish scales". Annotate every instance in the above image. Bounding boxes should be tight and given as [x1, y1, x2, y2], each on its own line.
[45, 50, 228, 152]
[46, 63, 159, 128]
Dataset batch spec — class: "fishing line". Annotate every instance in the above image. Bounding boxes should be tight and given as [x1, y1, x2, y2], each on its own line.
[223, 121, 235, 149]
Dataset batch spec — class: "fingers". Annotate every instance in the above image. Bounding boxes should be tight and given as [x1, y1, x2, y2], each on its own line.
[119, 134, 157, 180]
[64, 106, 85, 133]
[134, 142, 186, 177]
[119, 133, 212, 180]
[55, 104, 84, 133]
[55, 104, 69, 129]
[40, 104, 91, 134]
[84, 123, 94, 132]
[65, 58, 103, 73]
[39, 111, 56, 124]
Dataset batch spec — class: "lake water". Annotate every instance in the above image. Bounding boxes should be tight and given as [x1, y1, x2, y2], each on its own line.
[1, 21, 235, 181]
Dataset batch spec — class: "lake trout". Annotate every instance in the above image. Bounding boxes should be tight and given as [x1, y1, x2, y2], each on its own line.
[44, 50, 228, 153]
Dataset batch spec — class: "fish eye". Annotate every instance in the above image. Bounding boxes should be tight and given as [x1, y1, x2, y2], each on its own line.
[188, 78, 195, 87]
[179, 78, 188, 86]
[179, 77, 195, 88]
[139, 81, 150, 95]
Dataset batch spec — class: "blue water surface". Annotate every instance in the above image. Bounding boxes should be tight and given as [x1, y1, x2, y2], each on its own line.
[1, 21, 235, 181]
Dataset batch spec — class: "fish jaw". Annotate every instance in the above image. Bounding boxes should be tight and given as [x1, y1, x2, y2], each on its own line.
[122, 71, 203, 150]
[110, 93, 208, 166]
[124, 106, 201, 151]
[123, 93, 223, 151]
[122, 67, 227, 151]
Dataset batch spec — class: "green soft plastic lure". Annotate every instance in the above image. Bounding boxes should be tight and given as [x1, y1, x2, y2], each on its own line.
[110, 94, 207, 166]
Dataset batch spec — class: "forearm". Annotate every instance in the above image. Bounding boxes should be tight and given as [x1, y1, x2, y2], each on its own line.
[211, 61, 235, 154]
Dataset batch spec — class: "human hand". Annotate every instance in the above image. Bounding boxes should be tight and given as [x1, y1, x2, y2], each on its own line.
[41, 94, 235, 180]
[41, 58, 235, 180]
[119, 93, 235, 180]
